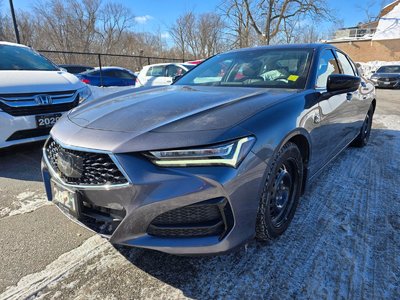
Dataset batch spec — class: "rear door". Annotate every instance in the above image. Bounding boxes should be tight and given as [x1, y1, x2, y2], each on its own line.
[334, 50, 369, 138]
[145, 65, 168, 86]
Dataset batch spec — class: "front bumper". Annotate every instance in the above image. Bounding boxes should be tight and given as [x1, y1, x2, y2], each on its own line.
[42, 142, 267, 255]
[0, 112, 54, 148]
[372, 80, 400, 88]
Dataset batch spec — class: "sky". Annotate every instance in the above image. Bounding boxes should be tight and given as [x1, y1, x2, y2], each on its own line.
[2, 0, 394, 41]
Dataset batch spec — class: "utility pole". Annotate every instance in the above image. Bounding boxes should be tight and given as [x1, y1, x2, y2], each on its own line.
[9, 0, 20, 44]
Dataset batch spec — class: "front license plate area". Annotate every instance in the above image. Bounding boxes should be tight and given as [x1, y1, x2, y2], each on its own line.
[36, 113, 62, 128]
[52, 181, 80, 218]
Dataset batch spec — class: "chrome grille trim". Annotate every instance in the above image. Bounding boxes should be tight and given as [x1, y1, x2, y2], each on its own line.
[0, 90, 77, 108]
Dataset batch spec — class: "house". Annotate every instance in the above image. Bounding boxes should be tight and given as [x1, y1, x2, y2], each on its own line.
[325, 0, 400, 62]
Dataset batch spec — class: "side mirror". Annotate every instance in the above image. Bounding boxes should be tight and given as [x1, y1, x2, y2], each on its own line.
[321, 74, 360, 99]
[371, 70, 376, 74]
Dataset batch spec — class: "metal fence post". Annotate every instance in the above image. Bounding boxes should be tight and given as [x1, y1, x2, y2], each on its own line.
[98, 54, 103, 87]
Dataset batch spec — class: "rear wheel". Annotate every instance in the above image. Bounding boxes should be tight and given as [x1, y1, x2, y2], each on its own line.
[352, 105, 374, 147]
[256, 142, 303, 241]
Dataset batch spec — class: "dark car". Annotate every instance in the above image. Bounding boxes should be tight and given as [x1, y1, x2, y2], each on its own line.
[59, 64, 94, 74]
[370, 65, 400, 88]
[76, 67, 137, 87]
[41, 44, 376, 255]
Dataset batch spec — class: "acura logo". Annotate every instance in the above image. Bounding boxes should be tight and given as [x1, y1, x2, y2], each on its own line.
[35, 94, 53, 105]
[57, 150, 83, 178]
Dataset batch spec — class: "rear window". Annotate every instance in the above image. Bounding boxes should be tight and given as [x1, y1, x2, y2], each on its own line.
[0, 45, 58, 71]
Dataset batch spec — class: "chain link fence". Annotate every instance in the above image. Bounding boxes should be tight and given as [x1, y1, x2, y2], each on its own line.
[38, 50, 185, 74]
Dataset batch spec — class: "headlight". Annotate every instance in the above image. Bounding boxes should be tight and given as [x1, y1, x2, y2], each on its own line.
[146, 136, 255, 167]
[77, 86, 92, 103]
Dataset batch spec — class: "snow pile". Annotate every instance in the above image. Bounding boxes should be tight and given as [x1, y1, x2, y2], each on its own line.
[373, 2, 400, 40]
[357, 61, 400, 78]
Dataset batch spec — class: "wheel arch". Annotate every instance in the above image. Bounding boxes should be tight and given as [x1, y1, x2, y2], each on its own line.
[276, 129, 312, 194]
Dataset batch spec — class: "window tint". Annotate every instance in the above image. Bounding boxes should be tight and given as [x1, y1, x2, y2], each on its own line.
[146, 66, 166, 77]
[336, 51, 355, 76]
[0, 45, 58, 71]
[113, 70, 134, 79]
[166, 65, 186, 77]
[316, 50, 340, 89]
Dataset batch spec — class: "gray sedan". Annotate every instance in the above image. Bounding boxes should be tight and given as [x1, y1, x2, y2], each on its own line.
[41, 44, 376, 255]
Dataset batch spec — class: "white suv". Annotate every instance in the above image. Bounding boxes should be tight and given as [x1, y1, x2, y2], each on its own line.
[0, 42, 92, 149]
[136, 63, 195, 87]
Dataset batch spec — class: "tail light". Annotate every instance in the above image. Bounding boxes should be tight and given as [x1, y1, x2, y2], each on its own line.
[81, 78, 90, 84]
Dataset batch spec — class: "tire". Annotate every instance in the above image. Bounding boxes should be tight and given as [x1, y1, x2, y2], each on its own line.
[352, 105, 374, 148]
[256, 142, 303, 241]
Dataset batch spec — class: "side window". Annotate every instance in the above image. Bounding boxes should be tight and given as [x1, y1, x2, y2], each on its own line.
[166, 65, 178, 77]
[146, 66, 165, 77]
[336, 51, 356, 76]
[316, 50, 340, 89]
[114, 70, 134, 79]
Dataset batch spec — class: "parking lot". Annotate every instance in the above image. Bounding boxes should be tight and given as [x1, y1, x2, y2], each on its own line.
[0, 89, 399, 299]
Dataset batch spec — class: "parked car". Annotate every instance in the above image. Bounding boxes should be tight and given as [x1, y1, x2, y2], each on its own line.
[136, 63, 195, 87]
[42, 44, 375, 255]
[370, 65, 400, 88]
[77, 67, 137, 87]
[0, 42, 92, 149]
[59, 64, 94, 74]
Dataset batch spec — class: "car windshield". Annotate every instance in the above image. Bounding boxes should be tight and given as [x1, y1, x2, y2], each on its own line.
[0, 44, 58, 71]
[376, 65, 400, 73]
[184, 64, 196, 70]
[175, 48, 312, 89]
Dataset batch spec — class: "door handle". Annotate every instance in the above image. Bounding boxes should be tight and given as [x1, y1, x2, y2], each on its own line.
[346, 93, 353, 101]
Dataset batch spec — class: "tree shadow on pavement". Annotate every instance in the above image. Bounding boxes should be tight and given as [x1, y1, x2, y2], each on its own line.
[0, 141, 44, 182]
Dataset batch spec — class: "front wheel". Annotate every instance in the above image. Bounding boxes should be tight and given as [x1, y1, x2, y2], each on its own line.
[352, 105, 374, 147]
[256, 142, 303, 241]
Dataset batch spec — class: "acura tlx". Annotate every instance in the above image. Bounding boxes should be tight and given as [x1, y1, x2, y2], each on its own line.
[42, 44, 375, 255]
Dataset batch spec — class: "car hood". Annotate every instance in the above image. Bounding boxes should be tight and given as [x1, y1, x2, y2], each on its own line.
[68, 85, 295, 133]
[0, 70, 83, 94]
[372, 73, 400, 78]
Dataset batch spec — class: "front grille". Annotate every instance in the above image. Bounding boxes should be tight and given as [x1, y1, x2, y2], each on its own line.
[147, 198, 233, 239]
[377, 77, 397, 82]
[6, 127, 51, 141]
[0, 91, 78, 116]
[45, 138, 128, 186]
[79, 200, 126, 236]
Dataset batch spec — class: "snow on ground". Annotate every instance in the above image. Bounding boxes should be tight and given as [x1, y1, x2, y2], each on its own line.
[1, 111, 399, 299]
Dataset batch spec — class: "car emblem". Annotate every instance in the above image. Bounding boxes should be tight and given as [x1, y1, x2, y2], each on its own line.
[34, 94, 52, 105]
[57, 149, 83, 178]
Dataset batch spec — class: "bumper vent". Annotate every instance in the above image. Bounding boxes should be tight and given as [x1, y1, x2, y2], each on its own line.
[6, 127, 51, 141]
[45, 138, 128, 186]
[147, 198, 233, 239]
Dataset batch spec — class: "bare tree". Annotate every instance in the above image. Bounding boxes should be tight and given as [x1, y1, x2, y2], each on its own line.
[225, 0, 332, 45]
[170, 11, 225, 58]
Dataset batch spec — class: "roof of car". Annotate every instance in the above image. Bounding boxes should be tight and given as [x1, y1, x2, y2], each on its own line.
[0, 41, 29, 48]
[142, 62, 195, 68]
[92, 66, 134, 72]
[59, 64, 93, 68]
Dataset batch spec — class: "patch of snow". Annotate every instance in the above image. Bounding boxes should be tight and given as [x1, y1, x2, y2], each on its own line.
[373, 2, 400, 40]
[89, 86, 135, 100]
[0, 235, 109, 300]
[7, 191, 51, 217]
